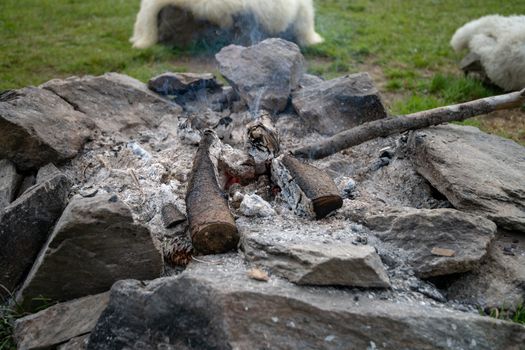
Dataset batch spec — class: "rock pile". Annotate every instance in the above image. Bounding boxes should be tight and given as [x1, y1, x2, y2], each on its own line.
[1, 38, 524, 349]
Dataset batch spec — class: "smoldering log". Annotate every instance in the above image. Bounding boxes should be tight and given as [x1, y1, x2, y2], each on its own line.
[246, 111, 280, 173]
[293, 89, 525, 159]
[271, 154, 343, 219]
[161, 202, 186, 228]
[186, 130, 239, 254]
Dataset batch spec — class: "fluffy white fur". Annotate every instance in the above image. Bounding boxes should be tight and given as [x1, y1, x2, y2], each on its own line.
[450, 14, 525, 91]
[131, 0, 324, 49]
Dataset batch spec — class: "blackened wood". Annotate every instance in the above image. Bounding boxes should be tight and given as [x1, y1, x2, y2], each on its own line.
[161, 202, 186, 228]
[278, 154, 343, 219]
[293, 89, 525, 159]
[246, 112, 280, 159]
[186, 130, 239, 254]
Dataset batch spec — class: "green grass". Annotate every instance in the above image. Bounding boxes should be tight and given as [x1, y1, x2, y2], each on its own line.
[0, 0, 524, 142]
[0, 286, 56, 350]
[482, 304, 525, 325]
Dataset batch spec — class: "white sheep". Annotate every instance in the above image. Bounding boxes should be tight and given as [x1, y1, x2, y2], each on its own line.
[450, 14, 525, 91]
[130, 0, 324, 49]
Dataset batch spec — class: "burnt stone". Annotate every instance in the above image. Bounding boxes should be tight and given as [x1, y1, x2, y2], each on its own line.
[148, 72, 220, 95]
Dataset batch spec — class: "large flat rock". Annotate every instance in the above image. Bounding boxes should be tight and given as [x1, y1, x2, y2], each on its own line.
[41, 73, 182, 135]
[0, 88, 93, 170]
[216, 38, 305, 112]
[14, 292, 109, 350]
[242, 228, 390, 288]
[17, 193, 163, 310]
[88, 255, 525, 350]
[0, 172, 71, 295]
[292, 73, 387, 135]
[366, 208, 496, 278]
[409, 125, 525, 232]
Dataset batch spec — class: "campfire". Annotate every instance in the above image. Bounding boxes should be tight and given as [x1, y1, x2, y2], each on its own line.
[2, 38, 525, 349]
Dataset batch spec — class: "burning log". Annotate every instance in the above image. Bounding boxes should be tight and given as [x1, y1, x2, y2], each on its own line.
[161, 202, 186, 228]
[271, 154, 343, 219]
[246, 111, 280, 173]
[293, 89, 525, 159]
[186, 130, 239, 254]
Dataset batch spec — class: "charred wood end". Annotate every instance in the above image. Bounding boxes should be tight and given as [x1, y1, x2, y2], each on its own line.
[279, 154, 343, 219]
[312, 195, 344, 220]
[186, 130, 239, 255]
[191, 222, 239, 255]
[161, 202, 187, 228]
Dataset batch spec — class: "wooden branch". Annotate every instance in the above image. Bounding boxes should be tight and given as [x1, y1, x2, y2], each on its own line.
[186, 130, 239, 255]
[293, 89, 525, 160]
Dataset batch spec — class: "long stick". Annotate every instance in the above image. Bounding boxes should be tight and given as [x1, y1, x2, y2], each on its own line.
[292, 89, 525, 159]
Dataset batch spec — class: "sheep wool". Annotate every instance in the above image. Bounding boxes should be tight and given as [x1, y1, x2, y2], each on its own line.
[451, 14, 525, 91]
[131, 0, 324, 49]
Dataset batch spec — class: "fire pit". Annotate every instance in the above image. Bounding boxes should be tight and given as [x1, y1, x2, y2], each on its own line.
[2, 39, 525, 349]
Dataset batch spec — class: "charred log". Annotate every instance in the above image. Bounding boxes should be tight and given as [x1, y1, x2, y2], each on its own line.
[271, 154, 343, 219]
[186, 130, 239, 254]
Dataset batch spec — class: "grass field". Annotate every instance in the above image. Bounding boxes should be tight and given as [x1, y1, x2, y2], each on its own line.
[1, 0, 524, 142]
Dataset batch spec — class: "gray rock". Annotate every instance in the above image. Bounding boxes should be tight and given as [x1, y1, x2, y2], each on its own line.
[292, 72, 387, 135]
[17, 193, 163, 310]
[57, 335, 89, 350]
[444, 231, 525, 311]
[296, 73, 324, 89]
[15, 174, 36, 198]
[0, 172, 71, 296]
[216, 38, 306, 112]
[148, 72, 219, 95]
[88, 255, 525, 350]
[409, 125, 525, 232]
[0, 159, 20, 209]
[14, 292, 109, 350]
[41, 73, 182, 135]
[366, 208, 496, 278]
[36, 163, 60, 183]
[0, 88, 93, 170]
[242, 231, 390, 287]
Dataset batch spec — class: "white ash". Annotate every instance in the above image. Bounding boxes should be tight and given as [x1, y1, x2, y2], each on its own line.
[239, 194, 276, 217]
